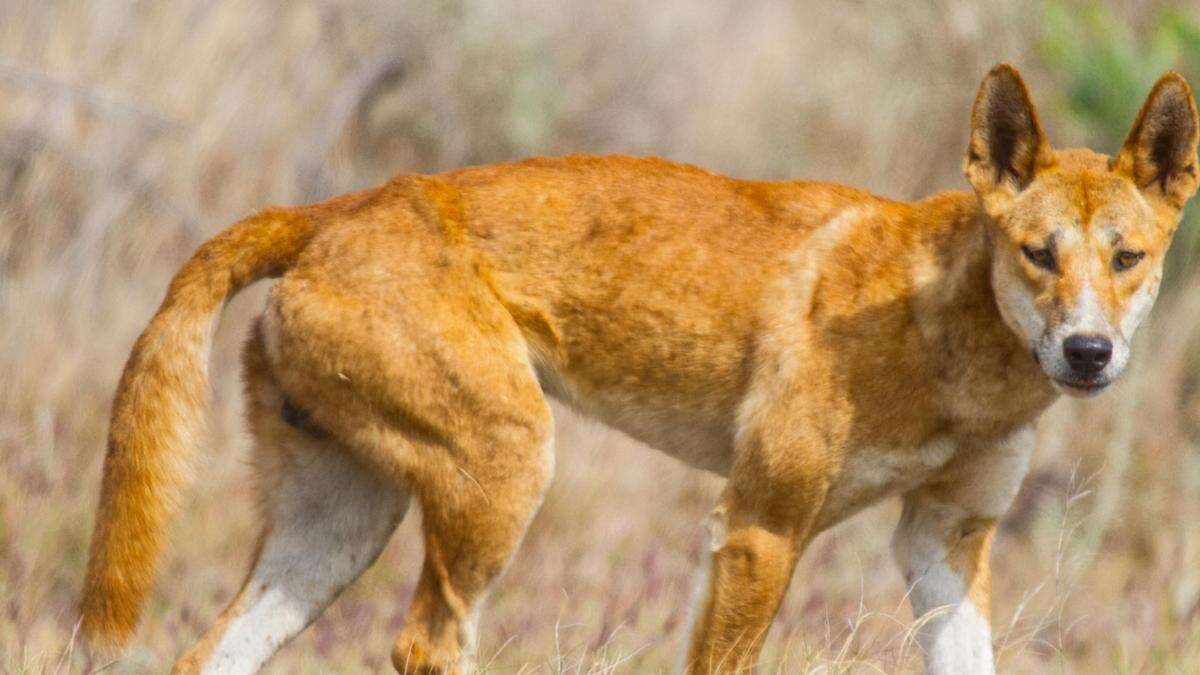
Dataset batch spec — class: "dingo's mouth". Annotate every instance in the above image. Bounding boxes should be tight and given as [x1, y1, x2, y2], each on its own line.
[1053, 378, 1110, 398]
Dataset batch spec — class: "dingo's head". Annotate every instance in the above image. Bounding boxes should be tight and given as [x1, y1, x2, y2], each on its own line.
[967, 64, 1199, 397]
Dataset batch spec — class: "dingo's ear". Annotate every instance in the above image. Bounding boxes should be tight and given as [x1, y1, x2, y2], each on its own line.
[964, 63, 1055, 216]
[1114, 72, 1200, 211]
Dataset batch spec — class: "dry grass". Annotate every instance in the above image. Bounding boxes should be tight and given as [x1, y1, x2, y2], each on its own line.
[4, 1, 1200, 672]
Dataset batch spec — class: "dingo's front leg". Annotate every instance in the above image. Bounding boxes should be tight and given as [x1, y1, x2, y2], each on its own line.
[685, 506, 797, 673]
[892, 494, 997, 674]
[683, 439, 829, 674]
[891, 427, 1034, 675]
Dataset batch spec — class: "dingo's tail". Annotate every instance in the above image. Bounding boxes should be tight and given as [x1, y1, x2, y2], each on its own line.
[80, 209, 314, 649]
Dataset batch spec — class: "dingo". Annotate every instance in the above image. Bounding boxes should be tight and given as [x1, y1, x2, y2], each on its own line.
[81, 64, 1198, 674]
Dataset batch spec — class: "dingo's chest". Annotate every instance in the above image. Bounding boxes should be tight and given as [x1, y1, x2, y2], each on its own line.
[815, 437, 958, 530]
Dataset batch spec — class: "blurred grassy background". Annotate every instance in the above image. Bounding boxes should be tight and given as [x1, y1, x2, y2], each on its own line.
[4, 0, 1200, 672]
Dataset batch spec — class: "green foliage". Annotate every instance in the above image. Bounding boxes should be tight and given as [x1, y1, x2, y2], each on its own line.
[1040, 2, 1200, 280]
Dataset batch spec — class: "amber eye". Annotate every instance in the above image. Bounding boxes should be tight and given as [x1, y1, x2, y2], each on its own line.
[1021, 245, 1056, 271]
[1113, 250, 1144, 271]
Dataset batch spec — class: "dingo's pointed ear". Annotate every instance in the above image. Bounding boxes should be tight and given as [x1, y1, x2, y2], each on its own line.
[964, 63, 1055, 216]
[1114, 72, 1200, 211]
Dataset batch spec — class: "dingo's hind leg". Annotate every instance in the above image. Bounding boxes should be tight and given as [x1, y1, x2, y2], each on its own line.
[258, 249, 556, 673]
[173, 326, 409, 675]
[388, 424, 554, 675]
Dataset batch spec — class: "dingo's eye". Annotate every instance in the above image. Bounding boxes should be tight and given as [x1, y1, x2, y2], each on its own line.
[1021, 245, 1056, 271]
[1114, 250, 1144, 271]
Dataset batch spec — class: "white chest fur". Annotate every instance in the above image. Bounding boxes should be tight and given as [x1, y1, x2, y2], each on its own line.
[816, 437, 958, 530]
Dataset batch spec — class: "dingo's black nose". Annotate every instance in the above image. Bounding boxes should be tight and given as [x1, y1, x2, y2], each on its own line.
[1063, 334, 1111, 374]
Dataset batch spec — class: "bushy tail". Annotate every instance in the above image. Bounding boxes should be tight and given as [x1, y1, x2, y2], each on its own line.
[80, 208, 314, 649]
